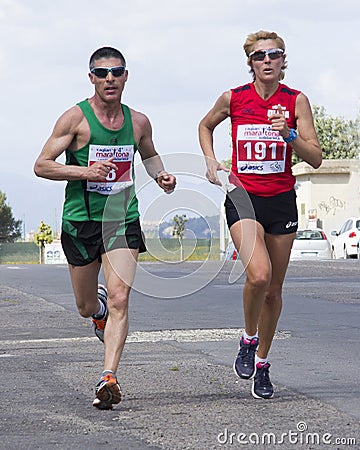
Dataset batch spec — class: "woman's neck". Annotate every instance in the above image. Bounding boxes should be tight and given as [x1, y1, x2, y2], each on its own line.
[253, 80, 280, 100]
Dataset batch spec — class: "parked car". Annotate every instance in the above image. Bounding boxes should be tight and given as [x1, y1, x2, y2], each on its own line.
[223, 240, 239, 260]
[331, 217, 360, 259]
[290, 228, 332, 260]
[226, 229, 332, 261]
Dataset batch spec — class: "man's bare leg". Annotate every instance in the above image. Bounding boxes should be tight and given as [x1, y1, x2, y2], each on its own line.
[68, 260, 102, 318]
[92, 248, 138, 409]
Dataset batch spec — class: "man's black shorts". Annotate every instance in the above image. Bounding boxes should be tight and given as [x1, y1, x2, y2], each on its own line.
[61, 218, 146, 266]
[225, 188, 298, 235]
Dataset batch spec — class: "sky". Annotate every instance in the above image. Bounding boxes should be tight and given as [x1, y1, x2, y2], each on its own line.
[1, 0, 359, 235]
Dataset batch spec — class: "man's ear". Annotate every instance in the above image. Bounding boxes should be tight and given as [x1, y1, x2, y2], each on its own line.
[88, 72, 95, 85]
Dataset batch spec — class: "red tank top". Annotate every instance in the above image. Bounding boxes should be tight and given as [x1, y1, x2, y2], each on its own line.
[229, 82, 300, 196]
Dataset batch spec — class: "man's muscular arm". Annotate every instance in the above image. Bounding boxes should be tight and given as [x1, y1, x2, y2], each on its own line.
[34, 106, 117, 181]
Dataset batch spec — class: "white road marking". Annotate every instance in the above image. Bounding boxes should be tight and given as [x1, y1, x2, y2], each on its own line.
[0, 328, 290, 347]
[128, 328, 290, 342]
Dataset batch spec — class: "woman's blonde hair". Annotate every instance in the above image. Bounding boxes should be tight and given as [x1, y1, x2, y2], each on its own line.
[243, 30, 287, 80]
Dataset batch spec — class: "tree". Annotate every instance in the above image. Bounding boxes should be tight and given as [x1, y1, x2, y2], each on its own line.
[34, 220, 53, 264]
[221, 158, 232, 169]
[0, 191, 22, 242]
[293, 105, 360, 164]
[172, 213, 187, 261]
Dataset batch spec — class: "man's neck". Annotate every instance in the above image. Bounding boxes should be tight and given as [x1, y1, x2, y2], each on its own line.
[88, 97, 124, 130]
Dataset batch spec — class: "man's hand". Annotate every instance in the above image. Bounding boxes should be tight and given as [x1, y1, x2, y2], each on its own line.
[156, 171, 177, 194]
[86, 157, 118, 181]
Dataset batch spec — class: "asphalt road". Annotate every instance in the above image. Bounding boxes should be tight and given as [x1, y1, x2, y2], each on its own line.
[0, 260, 359, 449]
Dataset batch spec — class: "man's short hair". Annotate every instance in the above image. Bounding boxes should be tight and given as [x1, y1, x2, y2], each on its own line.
[89, 47, 126, 70]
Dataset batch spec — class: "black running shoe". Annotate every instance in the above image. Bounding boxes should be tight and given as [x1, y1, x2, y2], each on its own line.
[252, 362, 274, 399]
[233, 336, 259, 379]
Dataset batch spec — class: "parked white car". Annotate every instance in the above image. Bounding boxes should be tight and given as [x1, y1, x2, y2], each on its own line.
[290, 228, 332, 260]
[226, 229, 332, 262]
[331, 217, 360, 259]
[223, 240, 239, 260]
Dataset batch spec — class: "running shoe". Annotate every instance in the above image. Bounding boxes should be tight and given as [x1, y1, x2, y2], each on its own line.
[251, 362, 274, 399]
[93, 372, 122, 410]
[92, 284, 108, 343]
[233, 336, 259, 379]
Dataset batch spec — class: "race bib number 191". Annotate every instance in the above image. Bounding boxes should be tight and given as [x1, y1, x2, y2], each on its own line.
[87, 144, 134, 195]
[236, 124, 287, 174]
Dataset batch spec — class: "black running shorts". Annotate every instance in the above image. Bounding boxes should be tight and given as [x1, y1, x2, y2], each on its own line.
[225, 188, 298, 235]
[61, 218, 146, 266]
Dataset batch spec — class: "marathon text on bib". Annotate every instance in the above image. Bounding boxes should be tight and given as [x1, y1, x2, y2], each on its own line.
[87, 144, 134, 195]
[236, 124, 287, 174]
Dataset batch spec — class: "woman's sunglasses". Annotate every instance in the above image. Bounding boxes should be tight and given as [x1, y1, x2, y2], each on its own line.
[249, 49, 284, 62]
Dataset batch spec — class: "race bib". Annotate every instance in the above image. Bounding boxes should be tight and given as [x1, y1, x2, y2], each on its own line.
[236, 124, 287, 174]
[87, 144, 134, 195]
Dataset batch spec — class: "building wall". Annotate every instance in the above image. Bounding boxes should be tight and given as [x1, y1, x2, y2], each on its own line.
[44, 240, 67, 264]
[293, 159, 360, 240]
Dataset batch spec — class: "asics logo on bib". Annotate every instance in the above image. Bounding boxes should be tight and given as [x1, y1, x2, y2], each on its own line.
[240, 163, 264, 172]
[98, 186, 113, 192]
